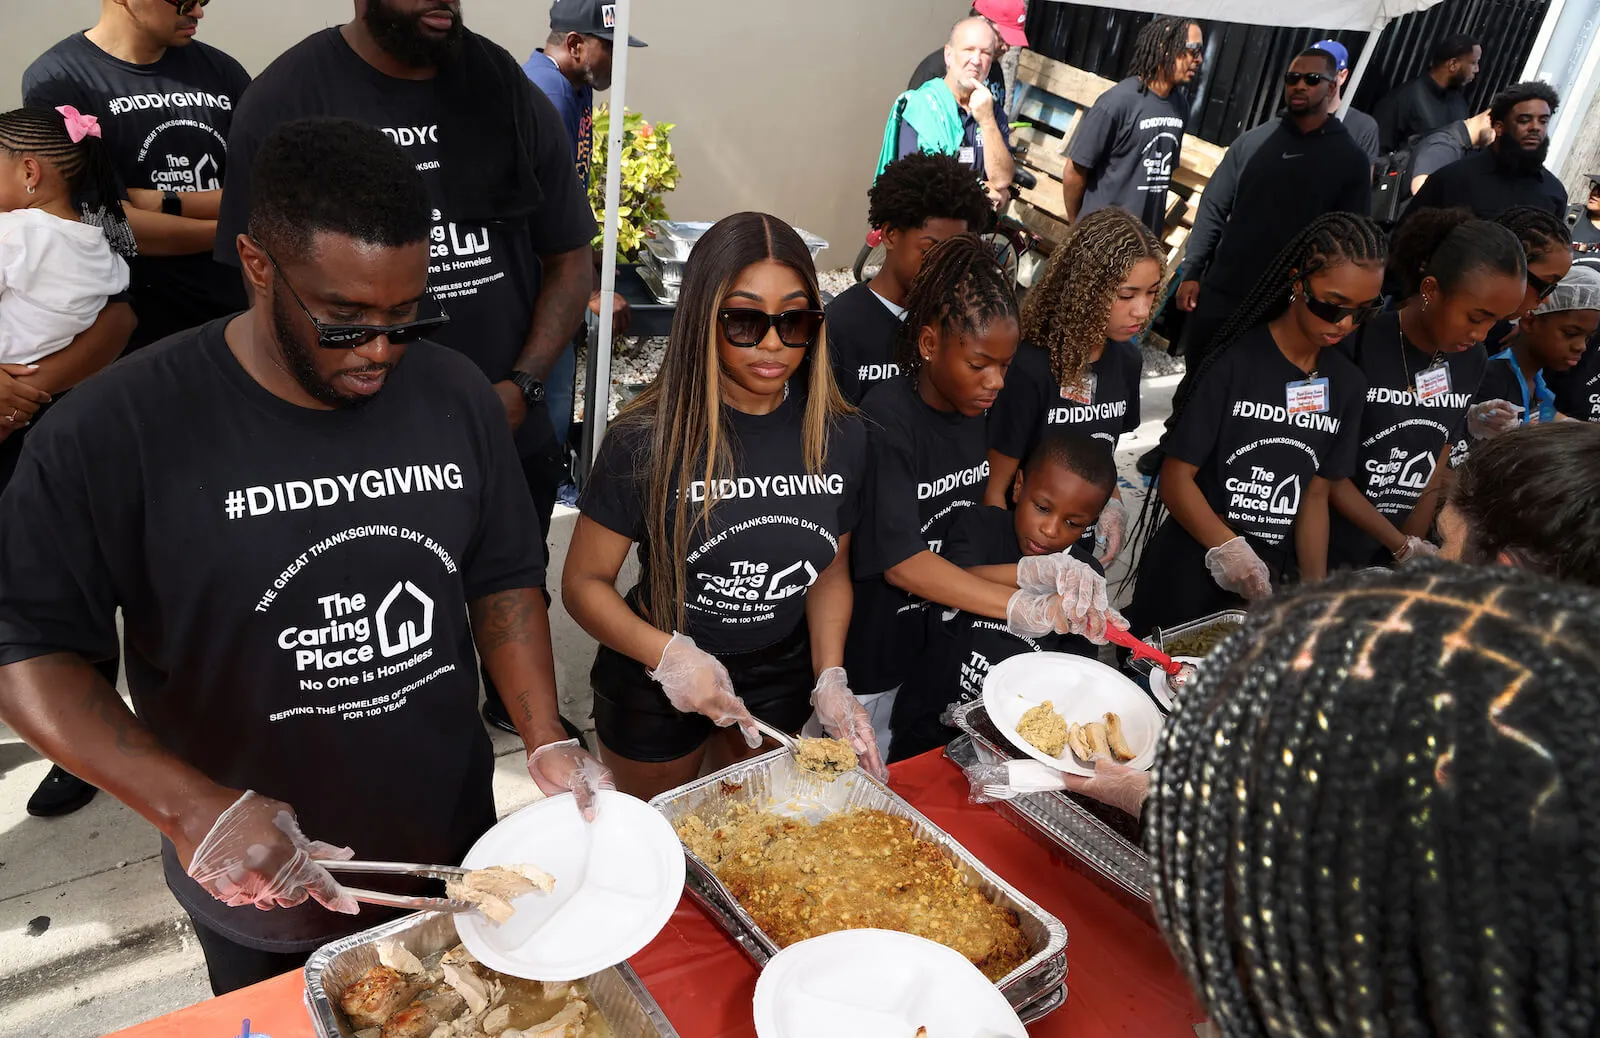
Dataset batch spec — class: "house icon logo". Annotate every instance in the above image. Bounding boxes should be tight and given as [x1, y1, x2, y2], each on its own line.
[376, 581, 434, 658]
[1399, 450, 1436, 490]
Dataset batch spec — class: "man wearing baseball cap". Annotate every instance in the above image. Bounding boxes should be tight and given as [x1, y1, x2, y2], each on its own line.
[1572, 174, 1600, 250]
[523, 0, 647, 506]
[907, 4, 1021, 118]
[1312, 39, 1381, 161]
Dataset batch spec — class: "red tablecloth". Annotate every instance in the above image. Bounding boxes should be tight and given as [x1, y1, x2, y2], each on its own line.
[109, 750, 1203, 1038]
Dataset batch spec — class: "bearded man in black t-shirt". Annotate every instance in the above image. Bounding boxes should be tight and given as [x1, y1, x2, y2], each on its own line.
[24, 0, 250, 349]
[0, 119, 608, 996]
[213, 0, 598, 734]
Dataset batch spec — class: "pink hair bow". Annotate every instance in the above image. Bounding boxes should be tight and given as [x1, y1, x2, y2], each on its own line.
[55, 105, 102, 144]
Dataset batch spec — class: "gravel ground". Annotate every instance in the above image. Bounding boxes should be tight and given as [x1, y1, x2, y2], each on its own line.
[570, 267, 1187, 422]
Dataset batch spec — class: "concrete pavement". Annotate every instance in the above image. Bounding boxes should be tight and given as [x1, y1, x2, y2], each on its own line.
[0, 370, 1177, 1038]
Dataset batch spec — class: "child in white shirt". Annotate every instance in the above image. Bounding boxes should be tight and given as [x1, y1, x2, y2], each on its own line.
[0, 105, 132, 368]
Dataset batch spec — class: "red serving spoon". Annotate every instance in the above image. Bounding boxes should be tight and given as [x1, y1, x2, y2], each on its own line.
[1105, 625, 1197, 691]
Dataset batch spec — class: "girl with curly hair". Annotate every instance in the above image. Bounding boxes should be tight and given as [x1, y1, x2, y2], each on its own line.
[983, 206, 1163, 565]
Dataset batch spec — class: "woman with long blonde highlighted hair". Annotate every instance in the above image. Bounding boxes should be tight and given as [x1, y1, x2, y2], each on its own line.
[562, 212, 883, 798]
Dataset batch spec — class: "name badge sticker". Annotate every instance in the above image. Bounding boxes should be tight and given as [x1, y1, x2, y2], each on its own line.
[1414, 363, 1452, 403]
[1060, 372, 1097, 406]
[1286, 377, 1331, 415]
[958, 146, 976, 166]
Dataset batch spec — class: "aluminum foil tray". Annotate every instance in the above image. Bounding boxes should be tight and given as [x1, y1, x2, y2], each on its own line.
[650, 749, 1069, 1016]
[303, 911, 678, 1037]
[947, 699, 1152, 904]
[650, 220, 829, 261]
[1135, 609, 1247, 674]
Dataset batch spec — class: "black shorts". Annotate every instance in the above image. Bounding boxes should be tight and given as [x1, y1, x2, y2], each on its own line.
[591, 621, 815, 762]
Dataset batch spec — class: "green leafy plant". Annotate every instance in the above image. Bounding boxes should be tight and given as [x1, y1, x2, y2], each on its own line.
[589, 104, 680, 261]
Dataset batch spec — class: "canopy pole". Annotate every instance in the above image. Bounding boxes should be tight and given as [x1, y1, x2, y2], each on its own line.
[1340, 24, 1384, 116]
[582, 0, 631, 479]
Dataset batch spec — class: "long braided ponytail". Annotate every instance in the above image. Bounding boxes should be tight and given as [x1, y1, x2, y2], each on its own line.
[896, 233, 1018, 380]
[1149, 561, 1600, 1036]
[0, 106, 134, 258]
[1020, 206, 1163, 396]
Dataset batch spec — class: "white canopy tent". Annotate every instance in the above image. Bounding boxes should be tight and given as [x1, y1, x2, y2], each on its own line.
[1040, 0, 1449, 120]
[585, 0, 1448, 467]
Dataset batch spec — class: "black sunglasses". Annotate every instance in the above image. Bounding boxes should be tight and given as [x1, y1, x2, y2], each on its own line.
[718, 308, 825, 348]
[1526, 269, 1561, 302]
[1283, 71, 1330, 86]
[162, 0, 209, 15]
[254, 240, 450, 349]
[1298, 281, 1382, 326]
[1183, 42, 1205, 57]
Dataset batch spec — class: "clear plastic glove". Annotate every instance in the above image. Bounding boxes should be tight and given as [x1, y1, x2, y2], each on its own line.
[810, 667, 889, 782]
[528, 738, 615, 822]
[650, 632, 760, 748]
[1467, 399, 1520, 440]
[1093, 497, 1128, 567]
[1205, 536, 1273, 600]
[185, 791, 359, 914]
[1062, 759, 1151, 818]
[1394, 535, 1439, 563]
[1016, 551, 1123, 640]
[1005, 588, 1064, 638]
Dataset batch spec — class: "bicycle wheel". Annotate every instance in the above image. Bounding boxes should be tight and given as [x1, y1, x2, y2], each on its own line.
[981, 231, 1021, 284]
[853, 241, 887, 283]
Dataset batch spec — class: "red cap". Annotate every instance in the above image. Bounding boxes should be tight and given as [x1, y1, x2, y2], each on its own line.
[974, 0, 1029, 48]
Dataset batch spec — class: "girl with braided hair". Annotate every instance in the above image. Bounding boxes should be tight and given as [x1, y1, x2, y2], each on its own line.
[1124, 213, 1381, 638]
[1326, 209, 1526, 570]
[0, 105, 132, 436]
[1497, 203, 1573, 324]
[984, 207, 1163, 565]
[844, 234, 1119, 758]
[1149, 562, 1600, 1037]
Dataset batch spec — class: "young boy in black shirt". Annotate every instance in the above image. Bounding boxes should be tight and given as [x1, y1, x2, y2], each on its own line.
[825, 152, 991, 404]
[894, 427, 1116, 759]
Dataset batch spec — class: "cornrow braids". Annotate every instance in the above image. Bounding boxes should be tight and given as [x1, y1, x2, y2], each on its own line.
[1495, 204, 1571, 265]
[895, 233, 1018, 380]
[868, 151, 993, 234]
[1148, 561, 1600, 1036]
[1020, 206, 1163, 395]
[0, 106, 133, 258]
[1126, 16, 1197, 91]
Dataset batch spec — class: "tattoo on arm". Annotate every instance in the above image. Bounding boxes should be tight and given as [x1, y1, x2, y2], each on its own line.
[471, 589, 538, 653]
[82, 682, 160, 757]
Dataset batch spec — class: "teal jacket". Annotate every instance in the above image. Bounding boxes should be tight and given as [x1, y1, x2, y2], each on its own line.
[875, 78, 965, 179]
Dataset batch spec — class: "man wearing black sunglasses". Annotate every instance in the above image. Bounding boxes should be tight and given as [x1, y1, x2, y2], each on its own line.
[1151, 47, 1371, 476]
[24, 0, 251, 351]
[0, 118, 606, 996]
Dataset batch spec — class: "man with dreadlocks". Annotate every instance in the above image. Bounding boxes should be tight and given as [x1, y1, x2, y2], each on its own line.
[822, 152, 991, 405]
[1127, 212, 1383, 637]
[1147, 48, 1372, 477]
[1061, 16, 1203, 235]
[845, 235, 1119, 758]
[1148, 562, 1600, 1036]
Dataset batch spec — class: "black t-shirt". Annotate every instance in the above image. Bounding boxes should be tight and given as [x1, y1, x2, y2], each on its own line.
[1162, 325, 1365, 567]
[1374, 75, 1470, 153]
[1546, 339, 1600, 422]
[1328, 313, 1486, 566]
[902, 506, 1098, 729]
[845, 377, 990, 695]
[1571, 215, 1600, 248]
[580, 396, 867, 655]
[1067, 77, 1188, 235]
[23, 33, 251, 344]
[1405, 146, 1568, 221]
[987, 339, 1142, 462]
[0, 320, 546, 951]
[825, 282, 905, 406]
[214, 29, 595, 390]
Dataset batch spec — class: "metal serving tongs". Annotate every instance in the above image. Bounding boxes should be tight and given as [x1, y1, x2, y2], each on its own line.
[315, 859, 478, 914]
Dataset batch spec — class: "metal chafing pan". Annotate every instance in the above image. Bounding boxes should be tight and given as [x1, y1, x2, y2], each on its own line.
[649, 749, 1069, 1018]
[1128, 609, 1248, 677]
[302, 911, 678, 1037]
[946, 699, 1153, 907]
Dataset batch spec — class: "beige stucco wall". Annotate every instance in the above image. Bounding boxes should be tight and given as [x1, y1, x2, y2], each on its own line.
[0, 0, 960, 268]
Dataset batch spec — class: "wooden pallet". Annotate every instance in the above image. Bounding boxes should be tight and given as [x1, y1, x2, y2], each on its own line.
[1010, 49, 1227, 299]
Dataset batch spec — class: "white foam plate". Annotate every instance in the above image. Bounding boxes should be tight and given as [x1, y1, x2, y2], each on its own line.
[454, 789, 685, 981]
[1147, 655, 1205, 711]
[752, 929, 1025, 1038]
[981, 651, 1163, 776]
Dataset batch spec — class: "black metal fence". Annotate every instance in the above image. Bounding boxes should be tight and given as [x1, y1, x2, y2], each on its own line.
[1023, 0, 1551, 147]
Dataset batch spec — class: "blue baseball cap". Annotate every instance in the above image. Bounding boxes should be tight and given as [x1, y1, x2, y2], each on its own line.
[1312, 39, 1350, 72]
